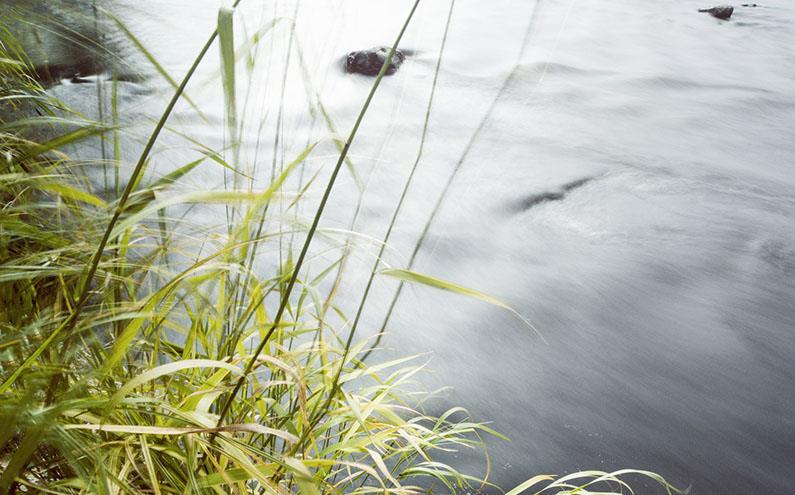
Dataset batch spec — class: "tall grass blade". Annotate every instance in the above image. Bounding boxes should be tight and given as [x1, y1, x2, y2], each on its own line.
[218, 7, 238, 152]
[380, 268, 511, 310]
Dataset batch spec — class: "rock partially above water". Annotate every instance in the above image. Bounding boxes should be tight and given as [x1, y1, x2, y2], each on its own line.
[511, 177, 593, 213]
[345, 47, 405, 76]
[2, 1, 138, 87]
[699, 5, 734, 19]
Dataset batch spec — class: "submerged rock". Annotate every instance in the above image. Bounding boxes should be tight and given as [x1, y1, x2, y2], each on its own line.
[512, 177, 593, 212]
[699, 5, 734, 19]
[1, 1, 138, 86]
[345, 47, 405, 76]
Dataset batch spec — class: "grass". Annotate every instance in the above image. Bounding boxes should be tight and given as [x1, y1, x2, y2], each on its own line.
[0, 2, 681, 494]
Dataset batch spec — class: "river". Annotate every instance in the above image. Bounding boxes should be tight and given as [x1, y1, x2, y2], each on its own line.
[37, 0, 795, 493]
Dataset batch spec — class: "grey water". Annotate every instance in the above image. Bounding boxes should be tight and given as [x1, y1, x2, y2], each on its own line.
[28, 0, 795, 493]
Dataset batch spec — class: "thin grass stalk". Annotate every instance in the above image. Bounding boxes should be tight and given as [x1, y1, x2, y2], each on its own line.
[230, 2, 301, 339]
[317, 45, 413, 322]
[274, 1, 301, 303]
[93, 0, 108, 193]
[374, 0, 543, 347]
[356, 0, 457, 364]
[103, 9, 209, 122]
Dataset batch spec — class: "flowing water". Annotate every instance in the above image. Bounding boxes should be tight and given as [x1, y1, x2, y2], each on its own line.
[37, 0, 795, 493]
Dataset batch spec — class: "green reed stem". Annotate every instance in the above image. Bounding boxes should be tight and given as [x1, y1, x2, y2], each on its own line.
[354, 0, 456, 360]
[374, 0, 542, 349]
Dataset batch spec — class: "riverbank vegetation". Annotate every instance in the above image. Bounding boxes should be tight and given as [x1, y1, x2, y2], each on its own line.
[0, 3, 678, 494]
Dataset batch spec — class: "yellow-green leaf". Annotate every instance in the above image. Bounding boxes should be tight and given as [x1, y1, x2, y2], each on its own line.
[380, 268, 510, 309]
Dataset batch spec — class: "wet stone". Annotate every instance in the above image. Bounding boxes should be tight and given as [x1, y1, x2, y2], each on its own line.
[698, 5, 734, 19]
[345, 47, 405, 76]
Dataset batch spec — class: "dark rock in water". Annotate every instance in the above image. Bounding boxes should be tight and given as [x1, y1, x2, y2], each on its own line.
[2, 1, 139, 87]
[512, 177, 593, 212]
[699, 5, 734, 19]
[345, 47, 405, 76]
[741, 3, 758, 6]
[31, 59, 103, 85]
[69, 75, 94, 84]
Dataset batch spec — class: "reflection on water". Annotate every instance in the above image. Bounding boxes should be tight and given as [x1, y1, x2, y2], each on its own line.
[45, 0, 795, 493]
